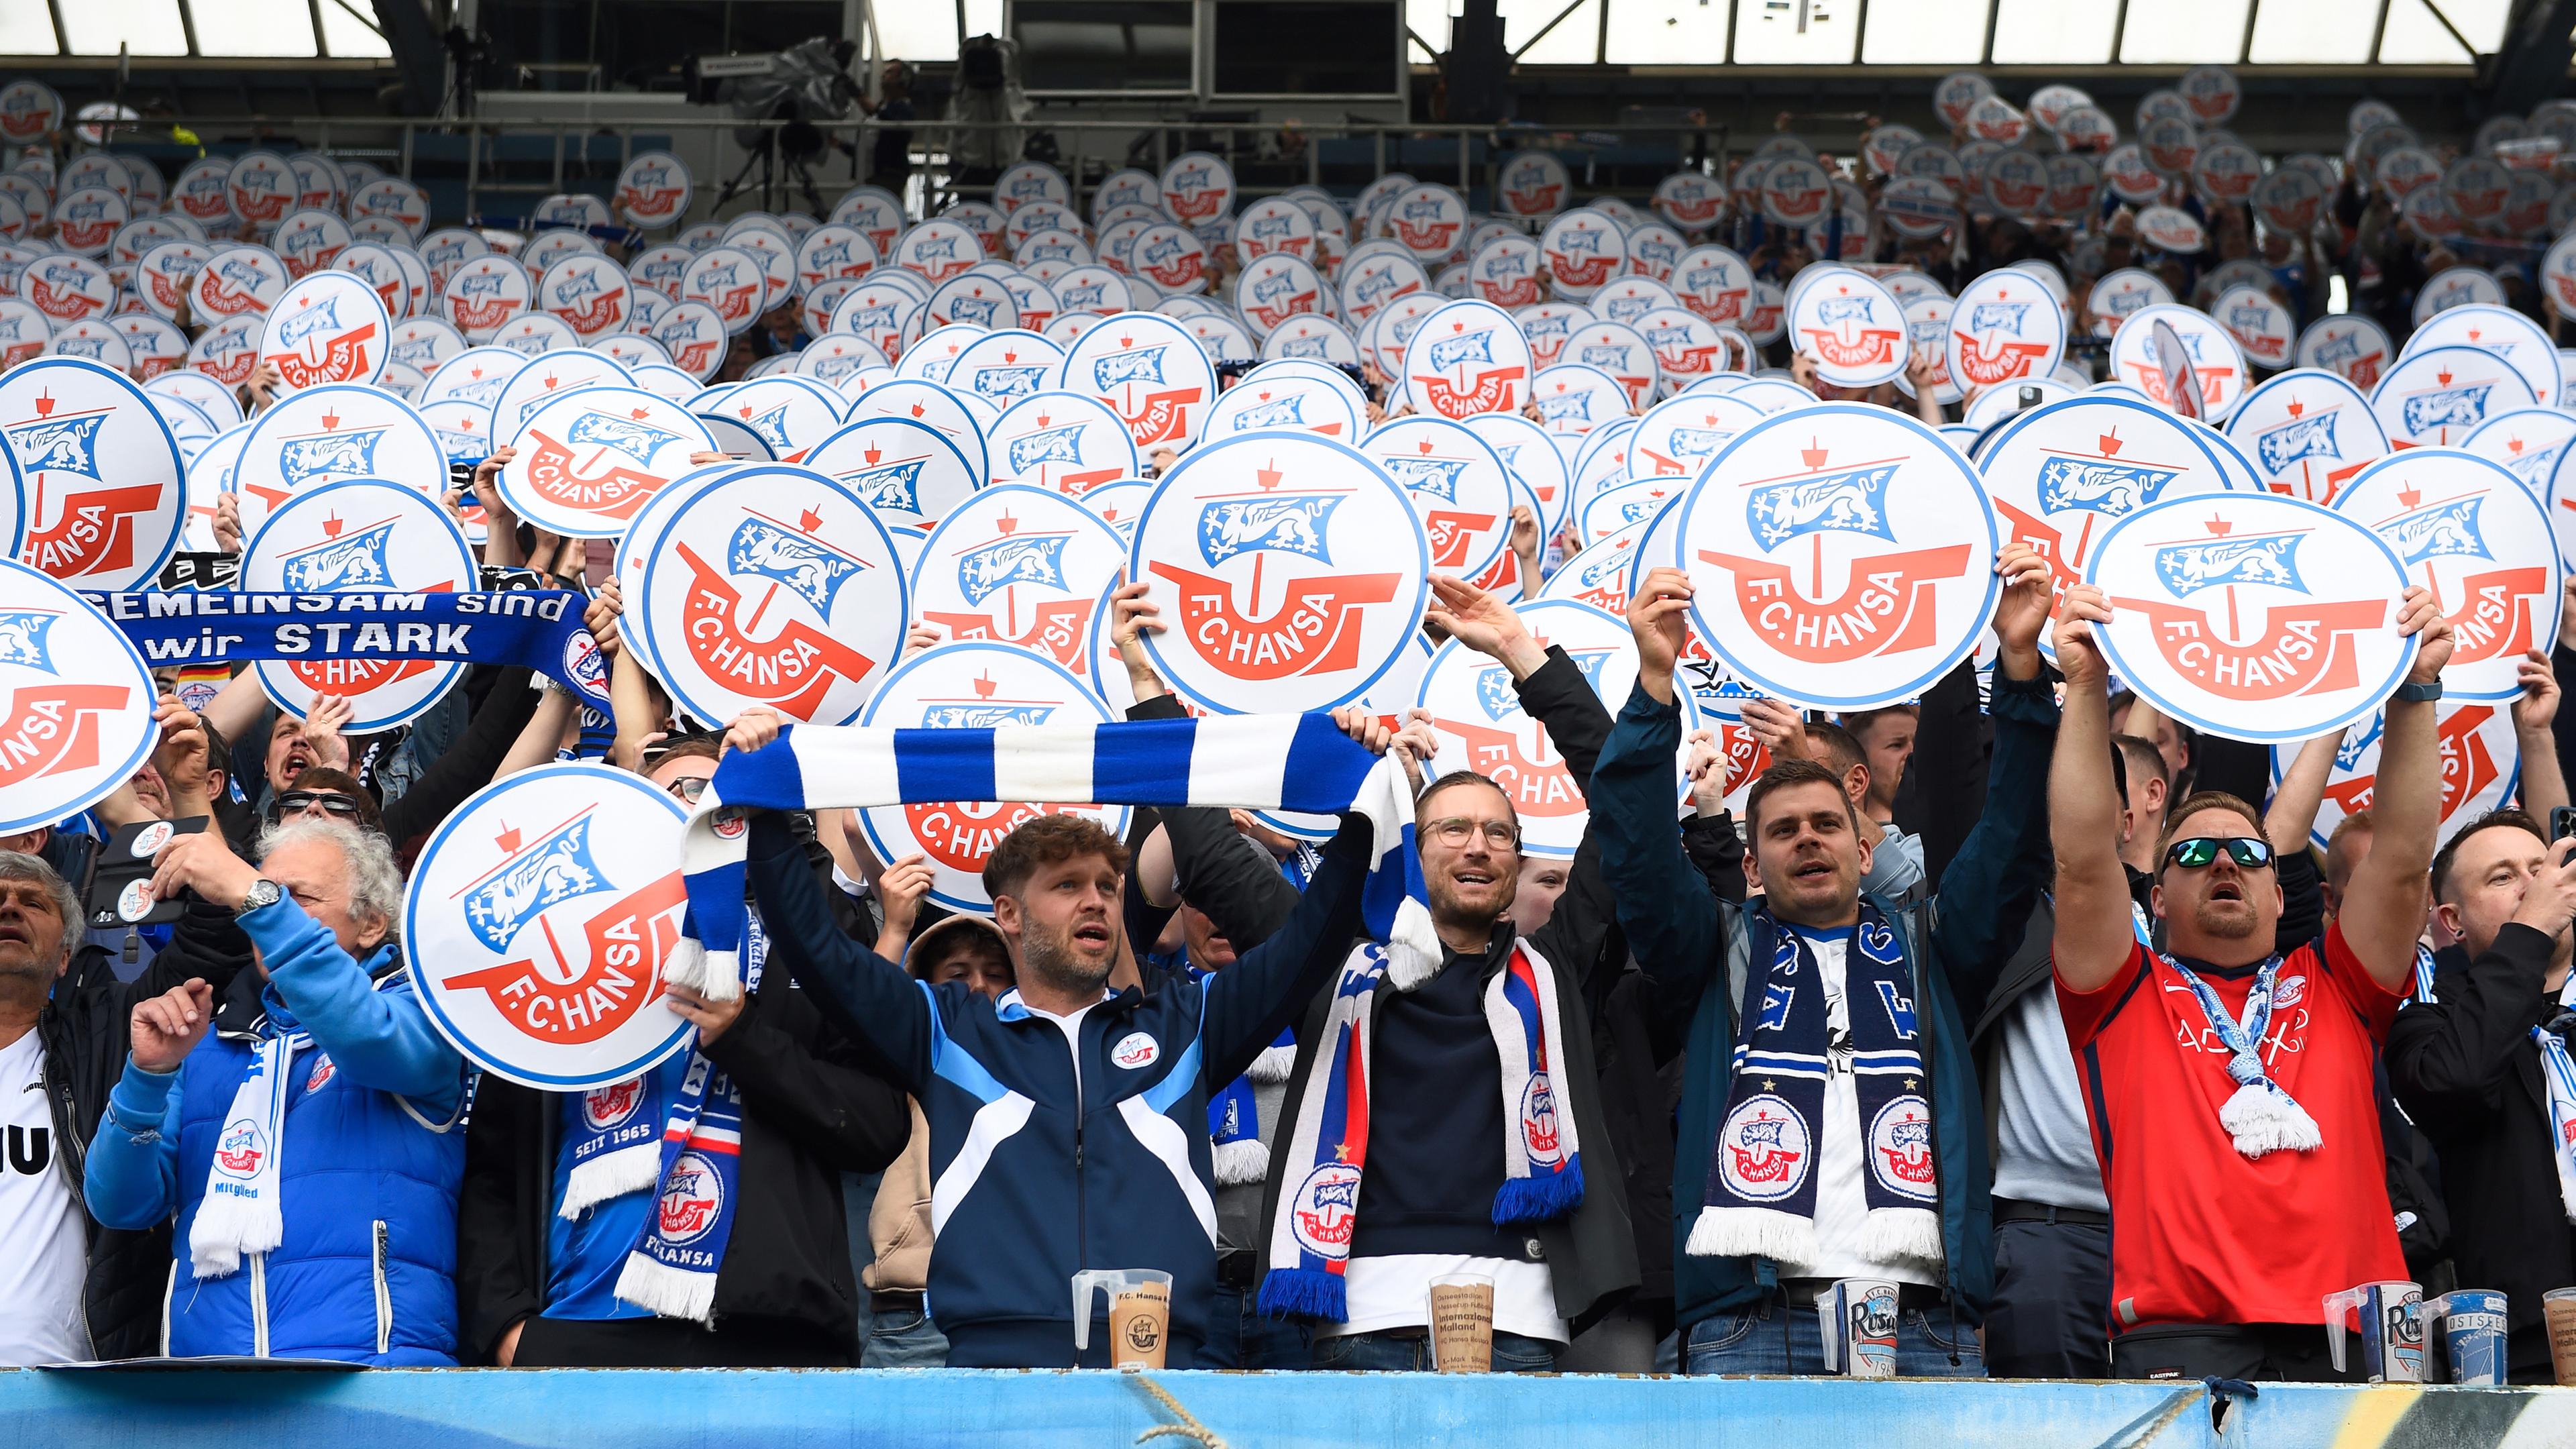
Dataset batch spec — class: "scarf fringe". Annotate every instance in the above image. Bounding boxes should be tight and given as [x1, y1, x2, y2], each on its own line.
[1213, 1136, 1272, 1187]
[1493, 1151, 1585, 1225]
[561, 1143, 664, 1219]
[1248, 1042, 1297, 1084]
[1385, 898, 1442, 991]
[189, 1191, 284, 1280]
[2220, 1081, 2322, 1158]
[663, 936, 739, 1002]
[1255, 1267, 1346, 1322]
[1856, 1205, 1944, 1264]
[612, 1249, 718, 1325]
[1685, 1205, 1820, 1263]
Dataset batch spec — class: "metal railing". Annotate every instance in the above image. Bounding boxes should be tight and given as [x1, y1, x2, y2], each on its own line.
[80, 113, 1733, 223]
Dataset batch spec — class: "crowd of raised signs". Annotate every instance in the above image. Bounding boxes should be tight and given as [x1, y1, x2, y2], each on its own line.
[5, 58, 2576, 1388]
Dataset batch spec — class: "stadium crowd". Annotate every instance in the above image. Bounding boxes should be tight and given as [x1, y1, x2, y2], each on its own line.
[2, 64, 2575, 1389]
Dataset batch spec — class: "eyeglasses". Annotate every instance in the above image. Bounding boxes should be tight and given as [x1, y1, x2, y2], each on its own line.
[1424, 816, 1520, 851]
[269, 790, 362, 822]
[664, 774, 710, 803]
[2163, 836, 2275, 871]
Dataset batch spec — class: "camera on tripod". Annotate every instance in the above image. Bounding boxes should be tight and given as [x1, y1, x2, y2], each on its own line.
[686, 38, 861, 213]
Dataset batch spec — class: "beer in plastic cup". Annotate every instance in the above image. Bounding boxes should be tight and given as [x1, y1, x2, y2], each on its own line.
[2546, 1287, 2576, 1387]
[1071, 1269, 1173, 1369]
[1430, 1272, 1497, 1373]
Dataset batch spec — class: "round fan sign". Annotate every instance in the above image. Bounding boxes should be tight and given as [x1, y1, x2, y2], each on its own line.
[2282, 700, 2517, 854]
[1540, 211, 1626, 299]
[2109, 305, 2247, 421]
[910, 484, 1126, 675]
[441, 254, 534, 341]
[1, 357, 186, 590]
[854, 641, 1131, 916]
[2297, 315, 2396, 391]
[0, 559, 156, 835]
[1413, 598, 1652, 860]
[2086, 492, 2414, 743]
[405, 763, 696, 1091]
[232, 382, 446, 537]
[2224, 368, 2387, 504]
[1669, 405, 1998, 709]
[1980, 395, 2239, 655]
[1363, 416, 1515, 578]
[1947, 268, 2066, 394]
[537, 254, 633, 339]
[1203, 365, 1361, 443]
[800, 415, 981, 534]
[2406, 304, 2559, 409]
[1130, 432, 1430, 714]
[613, 151, 692, 230]
[635, 464, 910, 726]
[1786, 267, 1908, 388]
[237, 477, 475, 731]
[1499, 152, 1574, 220]
[499, 386, 718, 538]
[986, 392, 1140, 494]
[2371, 344, 2540, 449]
[259, 272, 389, 393]
[2330, 449, 2558, 701]
[1056, 313, 1216, 453]
[1401, 299, 1531, 420]
[1159, 152, 1236, 226]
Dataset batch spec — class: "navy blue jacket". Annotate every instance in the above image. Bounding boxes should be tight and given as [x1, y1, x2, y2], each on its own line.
[743, 809, 1372, 1367]
[1589, 669, 2058, 1334]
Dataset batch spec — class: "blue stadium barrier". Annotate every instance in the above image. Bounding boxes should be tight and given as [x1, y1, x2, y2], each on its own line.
[1, 1369, 2569, 1449]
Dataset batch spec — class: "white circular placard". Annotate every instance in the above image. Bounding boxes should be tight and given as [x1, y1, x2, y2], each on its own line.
[910, 484, 1126, 675]
[2086, 492, 2415, 743]
[0, 559, 157, 833]
[1, 357, 185, 589]
[2330, 449, 2559, 702]
[1130, 432, 1430, 714]
[405, 763, 696, 1090]
[237, 476, 475, 731]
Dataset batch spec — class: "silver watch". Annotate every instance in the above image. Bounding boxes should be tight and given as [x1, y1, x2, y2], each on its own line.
[236, 879, 284, 917]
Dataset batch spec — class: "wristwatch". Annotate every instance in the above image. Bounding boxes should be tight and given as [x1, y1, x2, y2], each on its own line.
[236, 879, 284, 917]
[2392, 679, 2443, 704]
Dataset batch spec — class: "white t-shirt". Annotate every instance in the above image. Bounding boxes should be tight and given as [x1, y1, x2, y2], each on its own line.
[1317, 1253, 1569, 1344]
[0, 1030, 93, 1365]
[1770, 930, 1941, 1289]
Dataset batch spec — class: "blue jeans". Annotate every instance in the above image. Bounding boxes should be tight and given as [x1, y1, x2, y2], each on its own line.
[1309, 1328, 1560, 1373]
[1195, 1281, 1313, 1369]
[861, 1301, 951, 1368]
[1684, 1294, 1982, 1377]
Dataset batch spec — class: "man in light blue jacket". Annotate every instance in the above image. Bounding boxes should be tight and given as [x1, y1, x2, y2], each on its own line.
[85, 819, 470, 1364]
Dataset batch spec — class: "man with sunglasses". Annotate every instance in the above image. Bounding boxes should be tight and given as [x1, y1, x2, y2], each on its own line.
[2048, 582, 2453, 1382]
[264, 769, 382, 835]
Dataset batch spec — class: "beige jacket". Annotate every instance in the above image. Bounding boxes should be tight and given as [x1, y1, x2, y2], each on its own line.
[863, 1099, 933, 1293]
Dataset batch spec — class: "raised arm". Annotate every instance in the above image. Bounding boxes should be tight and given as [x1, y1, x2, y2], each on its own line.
[743, 809, 936, 1094]
[1927, 543, 2059, 1022]
[1199, 812, 1375, 1085]
[2339, 588, 2456, 991]
[2264, 729, 2345, 853]
[2513, 649, 2568, 820]
[2048, 586, 2145, 993]
[1589, 567, 1724, 1001]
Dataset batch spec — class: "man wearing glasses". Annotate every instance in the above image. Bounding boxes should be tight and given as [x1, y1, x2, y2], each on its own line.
[2047, 581, 2453, 1382]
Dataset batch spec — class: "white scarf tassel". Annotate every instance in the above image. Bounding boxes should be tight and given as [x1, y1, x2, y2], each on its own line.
[2218, 1080, 2323, 1158]
[1686, 1204, 1820, 1263]
[1856, 1205, 1945, 1265]
[612, 1250, 718, 1322]
[560, 1143, 665, 1220]
[1213, 1137, 1272, 1187]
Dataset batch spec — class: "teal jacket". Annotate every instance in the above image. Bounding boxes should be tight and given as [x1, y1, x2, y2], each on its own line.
[1587, 670, 2059, 1332]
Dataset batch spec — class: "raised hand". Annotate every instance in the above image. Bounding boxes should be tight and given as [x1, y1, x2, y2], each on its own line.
[300, 694, 356, 771]
[1424, 573, 1546, 678]
[2396, 584, 2454, 686]
[130, 979, 216, 1073]
[1990, 541, 2053, 680]
[1625, 566, 1695, 702]
[2052, 584, 2115, 690]
[722, 706, 784, 757]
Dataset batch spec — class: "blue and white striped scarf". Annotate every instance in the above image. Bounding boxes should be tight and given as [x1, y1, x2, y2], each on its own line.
[662, 714, 1439, 1001]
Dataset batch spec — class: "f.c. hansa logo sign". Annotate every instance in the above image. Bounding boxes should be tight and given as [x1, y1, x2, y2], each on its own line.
[408, 763, 696, 1090]
[1674, 405, 1996, 710]
[2086, 492, 2414, 743]
[1130, 433, 1429, 715]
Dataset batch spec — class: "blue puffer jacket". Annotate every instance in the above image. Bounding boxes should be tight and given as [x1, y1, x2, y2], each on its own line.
[744, 810, 1370, 1368]
[85, 897, 470, 1364]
